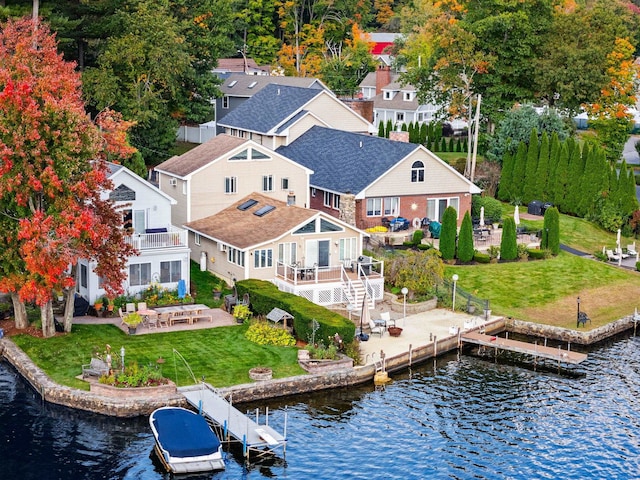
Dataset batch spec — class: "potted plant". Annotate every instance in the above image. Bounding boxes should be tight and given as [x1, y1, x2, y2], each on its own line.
[104, 297, 115, 315]
[123, 312, 142, 334]
[94, 298, 103, 316]
[233, 304, 251, 324]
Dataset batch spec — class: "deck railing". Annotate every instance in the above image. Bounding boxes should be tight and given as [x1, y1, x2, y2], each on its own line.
[125, 227, 188, 250]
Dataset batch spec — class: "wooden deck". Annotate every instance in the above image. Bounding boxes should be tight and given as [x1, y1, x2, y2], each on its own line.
[460, 331, 587, 365]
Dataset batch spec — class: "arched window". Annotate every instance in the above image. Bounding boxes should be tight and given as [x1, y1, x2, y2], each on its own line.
[411, 161, 425, 182]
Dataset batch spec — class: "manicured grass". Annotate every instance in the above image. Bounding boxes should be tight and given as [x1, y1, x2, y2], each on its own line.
[12, 323, 305, 390]
[189, 261, 231, 307]
[446, 251, 640, 328]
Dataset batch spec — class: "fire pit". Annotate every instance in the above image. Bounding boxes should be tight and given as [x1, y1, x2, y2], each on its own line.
[388, 326, 403, 337]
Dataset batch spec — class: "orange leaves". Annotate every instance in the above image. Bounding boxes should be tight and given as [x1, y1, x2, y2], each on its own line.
[95, 109, 137, 161]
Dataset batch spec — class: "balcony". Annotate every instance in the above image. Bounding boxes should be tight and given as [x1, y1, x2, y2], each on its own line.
[124, 227, 188, 251]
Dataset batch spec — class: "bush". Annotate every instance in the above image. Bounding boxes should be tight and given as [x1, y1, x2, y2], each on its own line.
[473, 252, 491, 263]
[99, 362, 167, 388]
[636, 261, 640, 272]
[439, 206, 458, 260]
[412, 229, 424, 245]
[527, 249, 547, 260]
[457, 211, 475, 262]
[245, 320, 296, 346]
[500, 217, 518, 260]
[417, 243, 432, 250]
[472, 196, 503, 223]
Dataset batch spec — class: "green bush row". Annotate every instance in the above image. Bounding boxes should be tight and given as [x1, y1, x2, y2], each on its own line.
[235, 279, 355, 343]
[473, 252, 491, 263]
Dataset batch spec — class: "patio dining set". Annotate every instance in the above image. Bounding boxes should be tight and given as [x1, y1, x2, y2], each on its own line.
[119, 302, 212, 329]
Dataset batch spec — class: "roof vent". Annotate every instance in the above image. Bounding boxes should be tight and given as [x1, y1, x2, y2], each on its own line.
[228, 80, 237, 88]
[277, 88, 280, 95]
[248, 81, 257, 89]
[359, 141, 363, 148]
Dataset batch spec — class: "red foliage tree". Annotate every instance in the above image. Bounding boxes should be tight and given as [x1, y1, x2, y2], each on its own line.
[0, 18, 136, 336]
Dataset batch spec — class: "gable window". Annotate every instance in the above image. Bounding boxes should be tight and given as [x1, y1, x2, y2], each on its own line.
[366, 198, 382, 216]
[323, 191, 332, 207]
[194, 233, 201, 246]
[251, 148, 270, 160]
[411, 161, 425, 183]
[281, 177, 289, 190]
[384, 197, 400, 217]
[230, 149, 248, 160]
[129, 263, 151, 287]
[160, 260, 181, 283]
[223, 96, 229, 109]
[384, 91, 392, 100]
[333, 194, 340, 210]
[262, 175, 273, 192]
[320, 219, 342, 232]
[254, 248, 273, 269]
[227, 247, 245, 267]
[294, 220, 316, 234]
[225, 176, 237, 194]
[403, 92, 412, 101]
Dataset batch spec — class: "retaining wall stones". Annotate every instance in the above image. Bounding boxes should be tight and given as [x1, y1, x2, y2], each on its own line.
[385, 292, 437, 315]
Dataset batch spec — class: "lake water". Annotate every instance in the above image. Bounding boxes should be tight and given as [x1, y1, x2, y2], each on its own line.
[2, 332, 640, 479]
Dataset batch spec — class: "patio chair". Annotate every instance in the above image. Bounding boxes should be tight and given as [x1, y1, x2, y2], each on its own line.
[379, 311, 394, 328]
[224, 286, 238, 312]
[627, 244, 638, 256]
[617, 247, 629, 259]
[137, 302, 148, 311]
[158, 312, 170, 328]
[368, 319, 384, 337]
[118, 307, 126, 326]
[240, 293, 250, 307]
[147, 313, 159, 329]
[125, 302, 136, 314]
[606, 249, 620, 262]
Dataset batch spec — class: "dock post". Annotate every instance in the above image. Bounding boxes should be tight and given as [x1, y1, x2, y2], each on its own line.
[434, 336, 437, 357]
[223, 420, 228, 440]
[266, 406, 269, 426]
[409, 344, 413, 366]
[243, 434, 247, 459]
[198, 399, 202, 415]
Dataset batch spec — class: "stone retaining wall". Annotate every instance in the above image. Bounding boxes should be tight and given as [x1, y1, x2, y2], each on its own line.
[385, 292, 437, 315]
[90, 380, 177, 399]
[506, 315, 637, 345]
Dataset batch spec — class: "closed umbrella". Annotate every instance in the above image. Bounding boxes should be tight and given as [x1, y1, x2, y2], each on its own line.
[514, 205, 520, 226]
[616, 229, 622, 265]
[479, 206, 485, 228]
[358, 293, 370, 342]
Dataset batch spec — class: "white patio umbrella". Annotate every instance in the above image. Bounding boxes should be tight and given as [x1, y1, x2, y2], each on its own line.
[479, 206, 485, 227]
[616, 229, 622, 265]
[358, 293, 370, 341]
[514, 205, 520, 226]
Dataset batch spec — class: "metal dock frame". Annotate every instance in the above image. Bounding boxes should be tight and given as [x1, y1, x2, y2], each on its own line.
[179, 383, 287, 461]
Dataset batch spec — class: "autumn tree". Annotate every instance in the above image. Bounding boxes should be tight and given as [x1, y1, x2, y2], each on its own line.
[0, 18, 136, 337]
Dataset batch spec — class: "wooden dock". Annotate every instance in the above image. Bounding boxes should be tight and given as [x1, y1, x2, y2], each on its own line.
[460, 331, 587, 365]
[179, 384, 287, 460]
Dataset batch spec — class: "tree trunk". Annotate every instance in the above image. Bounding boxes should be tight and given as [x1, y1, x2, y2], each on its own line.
[10, 292, 28, 329]
[63, 288, 75, 333]
[41, 300, 55, 338]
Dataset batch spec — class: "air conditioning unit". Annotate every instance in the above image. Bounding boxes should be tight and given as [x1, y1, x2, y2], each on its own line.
[169, 178, 177, 187]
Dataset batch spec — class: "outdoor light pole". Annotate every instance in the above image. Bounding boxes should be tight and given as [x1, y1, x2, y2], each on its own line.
[452, 274, 459, 312]
[120, 346, 125, 373]
[401, 287, 408, 325]
[577, 297, 580, 328]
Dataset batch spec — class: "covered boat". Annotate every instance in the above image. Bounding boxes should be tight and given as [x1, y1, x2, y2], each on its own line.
[149, 406, 225, 473]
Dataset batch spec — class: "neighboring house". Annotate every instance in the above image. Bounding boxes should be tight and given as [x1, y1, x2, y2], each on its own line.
[184, 193, 381, 307]
[367, 32, 403, 67]
[154, 135, 312, 227]
[277, 126, 481, 231]
[218, 84, 375, 149]
[213, 57, 270, 76]
[77, 163, 191, 303]
[215, 74, 328, 134]
[360, 66, 439, 128]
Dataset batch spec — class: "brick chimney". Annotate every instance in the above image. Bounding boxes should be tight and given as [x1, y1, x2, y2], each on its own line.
[376, 65, 391, 95]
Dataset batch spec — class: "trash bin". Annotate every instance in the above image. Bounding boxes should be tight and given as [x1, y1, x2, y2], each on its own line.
[541, 202, 554, 215]
[527, 200, 543, 216]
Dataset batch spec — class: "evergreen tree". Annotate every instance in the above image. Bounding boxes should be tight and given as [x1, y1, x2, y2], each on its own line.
[510, 141, 528, 202]
[439, 206, 458, 261]
[622, 162, 639, 215]
[522, 129, 539, 203]
[385, 119, 392, 138]
[548, 132, 560, 184]
[552, 141, 569, 210]
[565, 142, 585, 215]
[534, 131, 550, 201]
[577, 146, 600, 217]
[456, 211, 475, 262]
[541, 207, 560, 255]
[449, 137, 455, 152]
[441, 137, 447, 152]
[401, 122, 408, 131]
[497, 152, 514, 201]
[500, 217, 518, 260]
[378, 120, 385, 138]
[420, 122, 427, 144]
[123, 151, 148, 179]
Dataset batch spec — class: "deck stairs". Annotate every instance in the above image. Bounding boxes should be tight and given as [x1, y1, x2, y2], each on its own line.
[342, 278, 374, 309]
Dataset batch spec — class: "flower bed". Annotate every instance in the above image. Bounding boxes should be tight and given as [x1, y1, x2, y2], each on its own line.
[298, 354, 353, 374]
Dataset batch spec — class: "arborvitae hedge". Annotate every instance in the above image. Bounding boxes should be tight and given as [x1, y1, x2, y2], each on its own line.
[439, 206, 458, 260]
[500, 217, 518, 260]
[457, 211, 475, 262]
[541, 207, 560, 255]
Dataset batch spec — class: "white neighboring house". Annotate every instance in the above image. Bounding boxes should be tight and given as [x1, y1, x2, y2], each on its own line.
[76, 163, 191, 303]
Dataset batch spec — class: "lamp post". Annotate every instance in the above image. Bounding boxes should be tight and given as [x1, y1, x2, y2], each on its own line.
[452, 274, 459, 312]
[120, 346, 125, 373]
[401, 287, 408, 326]
[576, 297, 580, 328]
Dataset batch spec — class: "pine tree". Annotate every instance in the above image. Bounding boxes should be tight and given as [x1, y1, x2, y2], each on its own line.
[548, 132, 560, 185]
[456, 211, 475, 262]
[420, 122, 427, 144]
[449, 137, 455, 152]
[577, 146, 600, 217]
[534, 131, 550, 201]
[401, 122, 408, 131]
[456, 138, 462, 152]
[500, 217, 518, 260]
[542, 207, 560, 255]
[565, 142, 585, 215]
[441, 137, 447, 152]
[378, 120, 385, 138]
[552, 142, 569, 210]
[385, 119, 392, 138]
[522, 129, 539, 203]
[510, 141, 528, 202]
[497, 152, 514, 201]
[439, 206, 458, 261]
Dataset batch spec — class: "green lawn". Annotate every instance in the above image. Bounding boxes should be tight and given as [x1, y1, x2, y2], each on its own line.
[12, 323, 305, 390]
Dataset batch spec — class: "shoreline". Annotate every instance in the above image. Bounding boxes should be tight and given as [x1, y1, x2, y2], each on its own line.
[1, 313, 639, 417]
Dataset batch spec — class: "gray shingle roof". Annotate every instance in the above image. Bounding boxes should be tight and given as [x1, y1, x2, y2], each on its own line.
[276, 126, 417, 194]
[220, 73, 326, 97]
[217, 84, 324, 134]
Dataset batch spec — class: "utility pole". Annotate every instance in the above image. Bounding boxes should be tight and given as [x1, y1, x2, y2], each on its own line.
[470, 94, 481, 183]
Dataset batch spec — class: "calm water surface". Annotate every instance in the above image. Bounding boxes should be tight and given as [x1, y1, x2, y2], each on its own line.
[2, 333, 640, 479]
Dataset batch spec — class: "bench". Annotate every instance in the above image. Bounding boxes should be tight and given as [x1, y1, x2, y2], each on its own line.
[191, 314, 212, 323]
[82, 358, 109, 379]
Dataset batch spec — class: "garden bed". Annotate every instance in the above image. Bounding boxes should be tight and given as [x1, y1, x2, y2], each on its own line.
[298, 354, 353, 374]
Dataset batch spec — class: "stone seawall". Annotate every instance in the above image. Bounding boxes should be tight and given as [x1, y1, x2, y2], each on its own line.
[506, 315, 638, 345]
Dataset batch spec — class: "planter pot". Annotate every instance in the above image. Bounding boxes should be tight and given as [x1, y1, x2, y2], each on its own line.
[388, 326, 403, 337]
[127, 326, 137, 335]
[249, 367, 272, 381]
[468, 305, 476, 314]
[213, 290, 222, 300]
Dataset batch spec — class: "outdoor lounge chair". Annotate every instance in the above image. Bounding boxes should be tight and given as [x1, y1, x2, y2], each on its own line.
[627, 244, 638, 256]
[378, 311, 394, 328]
[368, 319, 384, 337]
[606, 249, 620, 262]
[616, 247, 629, 259]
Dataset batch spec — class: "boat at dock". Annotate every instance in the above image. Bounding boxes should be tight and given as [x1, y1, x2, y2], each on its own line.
[149, 406, 225, 474]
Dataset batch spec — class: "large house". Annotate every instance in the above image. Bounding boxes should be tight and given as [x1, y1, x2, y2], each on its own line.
[276, 126, 481, 230]
[77, 163, 191, 303]
[183, 193, 380, 307]
[154, 135, 312, 227]
[218, 84, 375, 148]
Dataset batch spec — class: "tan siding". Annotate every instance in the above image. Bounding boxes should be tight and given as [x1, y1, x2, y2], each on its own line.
[158, 173, 187, 227]
[288, 115, 325, 144]
[306, 95, 371, 133]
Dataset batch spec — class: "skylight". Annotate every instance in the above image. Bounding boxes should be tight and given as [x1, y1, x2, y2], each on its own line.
[254, 205, 276, 217]
[228, 80, 237, 87]
[248, 81, 257, 89]
[237, 199, 258, 211]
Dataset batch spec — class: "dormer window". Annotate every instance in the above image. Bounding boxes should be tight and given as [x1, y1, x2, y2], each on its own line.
[384, 91, 392, 100]
[403, 92, 412, 101]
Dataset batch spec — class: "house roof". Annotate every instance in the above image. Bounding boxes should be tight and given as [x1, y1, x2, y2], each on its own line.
[359, 71, 400, 89]
[154, 135, 247, 178]
[214, 58, 268, 74]
[217, 84, 327, 134]
[183, 193, 318, 250]
[219, 74, 326, 98]
[276, 125, 417, 195]
[106, 161, 177, 204]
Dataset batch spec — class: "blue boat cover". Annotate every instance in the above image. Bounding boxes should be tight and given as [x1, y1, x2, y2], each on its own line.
[152, 408, 221, 458]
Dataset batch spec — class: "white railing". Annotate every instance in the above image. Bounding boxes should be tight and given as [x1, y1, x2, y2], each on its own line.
[125, 227, 188, 250]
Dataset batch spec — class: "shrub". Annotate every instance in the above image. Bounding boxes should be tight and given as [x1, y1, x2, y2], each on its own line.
[527, 249, 547, 260]
[99, 362, 167, 388]
[500, 217, 518, 260]
[541, 207, 560, 255]
[245, 320, 296, 346]
[636, 261, 640, 272]
[487, 245, 500, 260]
[412, 229, 424, 245]
[472, 196, 503, 223]
[439, 206, 458, 260]
[305, 341, 339, 360]
[517, 243, 529, 260]
[417, 243, 432, 250]
[457, 211, 475, 262]
[386, 249, 444, 299]
[473, 252, 491, 263]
